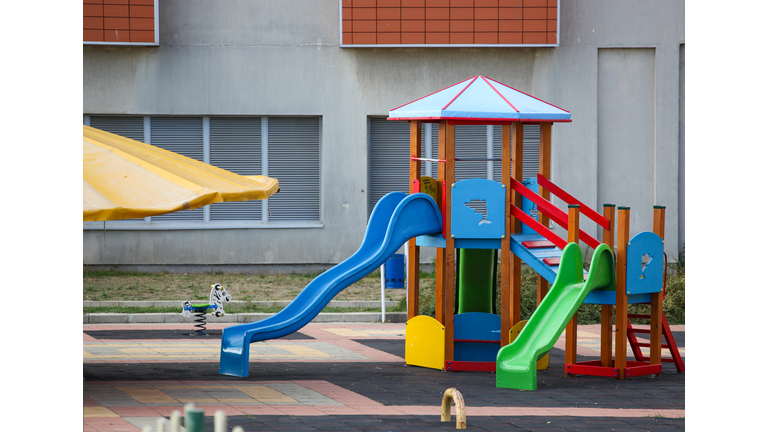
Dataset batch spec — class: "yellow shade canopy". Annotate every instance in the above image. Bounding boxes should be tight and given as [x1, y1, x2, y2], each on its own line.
[83, 125, 279, 222]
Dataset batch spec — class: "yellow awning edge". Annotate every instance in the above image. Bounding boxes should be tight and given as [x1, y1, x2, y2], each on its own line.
[83, 125, 279, 222]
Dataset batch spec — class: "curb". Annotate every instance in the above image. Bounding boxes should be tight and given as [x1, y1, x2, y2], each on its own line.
[84, 300, 399, 308]
[84, 312, 408, 324]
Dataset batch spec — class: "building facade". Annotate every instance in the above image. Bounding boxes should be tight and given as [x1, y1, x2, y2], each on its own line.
[83, 0, 685, 272]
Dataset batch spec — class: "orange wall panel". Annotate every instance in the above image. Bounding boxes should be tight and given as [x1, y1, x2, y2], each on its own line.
[337, 1, 559, 46]
[84, 0, 156, 44]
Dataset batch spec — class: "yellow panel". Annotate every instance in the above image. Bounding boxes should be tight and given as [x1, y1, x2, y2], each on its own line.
[420, 176, 440, 209]
[405, 315, 445, 370]
[509, 320, 549, 370]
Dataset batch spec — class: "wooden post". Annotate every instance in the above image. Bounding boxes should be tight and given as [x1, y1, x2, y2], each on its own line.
[444, 122, 456, 363]
[650, 205, 666, 367]
[564, 205, 580, 367]
[407, 121, 422, 320]
[615, 207, 630, 379]
[600, 204, 615, 367]
[537, 122, 552, 305]
[510, 122, 524, 326]
[436, 121, 447, 326]
[500, 124, 512, 346]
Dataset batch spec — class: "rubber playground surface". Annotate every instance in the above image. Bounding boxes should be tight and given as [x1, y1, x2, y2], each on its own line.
[83, 322, 685, 431]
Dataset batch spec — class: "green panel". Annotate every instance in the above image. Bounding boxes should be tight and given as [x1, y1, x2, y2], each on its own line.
[456, 249, 497, 314]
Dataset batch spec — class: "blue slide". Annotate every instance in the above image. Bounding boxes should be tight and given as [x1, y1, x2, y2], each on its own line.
[219, 192, 443, 377]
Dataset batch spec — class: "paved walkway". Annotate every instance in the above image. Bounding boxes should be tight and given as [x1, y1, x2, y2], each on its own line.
[83, 323, 685, 431]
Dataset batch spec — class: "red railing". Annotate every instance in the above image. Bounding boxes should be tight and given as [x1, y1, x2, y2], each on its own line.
[537, 174, 610, 231]
[510, 178, 601, 249]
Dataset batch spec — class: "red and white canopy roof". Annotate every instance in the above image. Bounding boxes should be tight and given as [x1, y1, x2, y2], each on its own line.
[388, 76, 571, 123]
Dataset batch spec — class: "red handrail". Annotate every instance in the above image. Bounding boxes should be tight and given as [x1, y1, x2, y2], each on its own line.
[510, 178, 601, 249]
[537, 174, 610, 230]
[510, 206, 567, 250]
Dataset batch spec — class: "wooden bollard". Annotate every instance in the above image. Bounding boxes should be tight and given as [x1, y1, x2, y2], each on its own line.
[441, 388, 467, 429]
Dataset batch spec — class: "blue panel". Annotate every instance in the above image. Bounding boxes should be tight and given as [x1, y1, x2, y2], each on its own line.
[451, 179, 506, 240]
[454, 313, 501, 340]
[454, 312, 501, 363]
[583, 291, 652, 305]
[626, 232, 664, 295]
[415, 235, 502, 250]
[521, 177, 539, 235]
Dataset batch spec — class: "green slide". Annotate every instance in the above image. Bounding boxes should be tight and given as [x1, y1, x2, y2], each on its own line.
[455, 249, 497, 314]
[496, 242, 615, 390]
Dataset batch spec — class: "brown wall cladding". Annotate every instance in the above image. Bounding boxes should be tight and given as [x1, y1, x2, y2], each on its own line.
[342, 0, 558, 45]
[84, 0, 156, 44]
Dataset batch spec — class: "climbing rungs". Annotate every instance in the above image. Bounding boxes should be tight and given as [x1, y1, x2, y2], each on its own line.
[628, 314, 651, 319]
[633, 342, 673, 349]
[522, 240, 556, 249]
[628, 328, 651, 334]
[543, 257, 561, 266]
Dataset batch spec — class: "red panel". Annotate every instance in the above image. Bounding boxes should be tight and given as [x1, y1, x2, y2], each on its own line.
[402, 8, 426, 19]
[377, 33, 401, 43]
[377, 20, 401, 32]
[129, 5, 154, 18]
[353, 8, 376, 20]
[377, 8, 401, 19]
[523, 7, 547, 19]
[449, 33, 474, 44]
[84, 17, 104, 30]
[84, 29, 104, 42]
[426, 7, 449, 19]
[543, 257, 560, 266]
[104, 29, 130, 42]
[498, 32, 522, 44]
[104, 4, 129, 16]
[445, 361, 496, 371]
[352, 32, 377, 44]
[565, 362, 619, 378]
[450, 20, 474, 32]
[426, 20, 449, 32]
[83, 4, 104, 16]
[402, 20, 425, 32]
[522, 240, 555, 249]
[522, 19, 546, 32]
[130, 30, 155, 43]
[402, 32, 426, 44]
[474, 8, 499, 20]
[104, 17, 130, 30]
[130, 17, 154, 31]
[474, 32, 498, 44]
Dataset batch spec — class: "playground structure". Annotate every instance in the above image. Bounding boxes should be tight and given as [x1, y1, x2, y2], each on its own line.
[386, 76, 683, 389]
[182, 283, 232, 336]
[217, 76, 682, 390]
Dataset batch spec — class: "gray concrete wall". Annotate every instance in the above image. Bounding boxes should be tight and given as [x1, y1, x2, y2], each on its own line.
[83, 0, 685, 268]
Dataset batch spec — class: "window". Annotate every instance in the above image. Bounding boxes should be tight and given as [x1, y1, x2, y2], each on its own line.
[83, 115, 322, 229]
[368, 117, 540, 214]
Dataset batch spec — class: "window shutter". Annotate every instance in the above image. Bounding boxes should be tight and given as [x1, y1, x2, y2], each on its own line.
[89, 116, 145, 141]
[454, 124, 488, 182]
[267, 117, 321, 221]
[494, 124, 540, 182]
[368, 118, 430, 214]
[150, 117, 205, 222]
[208, 117, 262, 221]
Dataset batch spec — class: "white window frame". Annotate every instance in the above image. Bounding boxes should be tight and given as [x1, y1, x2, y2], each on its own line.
[83, 115, 323, 230]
